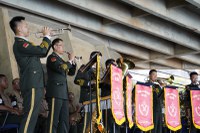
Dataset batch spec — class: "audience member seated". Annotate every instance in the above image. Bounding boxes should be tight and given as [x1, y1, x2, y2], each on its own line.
[11, 78, 23, 110]
[0, 74, 21, 126]
[69, 92, 82, 133]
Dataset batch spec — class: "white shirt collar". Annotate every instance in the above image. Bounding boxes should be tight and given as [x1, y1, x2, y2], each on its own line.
[54, 52, 64, 59]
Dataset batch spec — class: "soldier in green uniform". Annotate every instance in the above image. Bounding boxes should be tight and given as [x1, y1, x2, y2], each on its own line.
[9, 16, 52, 133]
[74, 51, 101, 132]
[146, 69, 163, 133]
[46, 38, 76, 133]
[185, 72, 200, 133]
[100, 58, 121, 133]
[74, 51, 101, 104]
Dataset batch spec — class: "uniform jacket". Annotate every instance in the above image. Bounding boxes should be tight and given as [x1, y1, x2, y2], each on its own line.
[146, 80, 163, 112]
[100, 83, 111, 97]
[74, 65, 96, 103]
[185, 83, 200, 108]
[13, 37, 51, 90]
[46, 52, 76, 99]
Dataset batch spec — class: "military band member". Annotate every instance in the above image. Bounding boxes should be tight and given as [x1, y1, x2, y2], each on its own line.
[101, 58, 121, 133]
[46, 38, 76, 133]
[74, 51, 101, 132]
[10, 16, 52, 133]
[74, 51, 101, 103]
[179, 91, 189, 133]
[147, 69, 163, 133]
[185, 72, 200, 133]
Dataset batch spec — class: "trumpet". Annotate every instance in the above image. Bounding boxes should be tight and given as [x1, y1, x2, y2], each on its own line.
[64, 51, 82, 60]
[30, 26, 71, 38]
[145, 75, 175, 87]
[156, 75, 174, 85]
[116, 57, 135, 79]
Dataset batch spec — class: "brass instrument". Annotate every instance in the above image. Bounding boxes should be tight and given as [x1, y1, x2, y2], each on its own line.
[157, 75, 174, 84]
[116, 57, 135, 78]
[30, 26, 71, 38]
[156, 75, 174, 87]
[101, 57, 135, 84]
[64, 51, 82, 60]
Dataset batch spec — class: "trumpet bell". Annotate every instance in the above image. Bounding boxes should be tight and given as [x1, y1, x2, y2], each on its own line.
[123, 58, 135, 69]
[116, 57, 135, 78]
[156, 75, 175, 85]
[116, 58, 135, 69]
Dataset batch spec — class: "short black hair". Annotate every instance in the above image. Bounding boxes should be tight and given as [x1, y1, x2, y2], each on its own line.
[90, 51, 102, 59]
[105, 59, 115, 68]
[0, 74, 6, 83]
[190, 71, 198, 78]
[12, 78, 19, 85]
[52, 38, 63, 50]
[149, 69, 157, 75]
[9, 16, 25, 34]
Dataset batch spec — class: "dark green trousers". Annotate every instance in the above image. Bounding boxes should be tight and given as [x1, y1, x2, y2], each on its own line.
[151, 110, 162, 133]
[19, 88, 43, 133]
[47, 98, 69, 133]
[102, 109, 120, 133]
[34, 116, 48, 133]
[69, 125, 77, 133]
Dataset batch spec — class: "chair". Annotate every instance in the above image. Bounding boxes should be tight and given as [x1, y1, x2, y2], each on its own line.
[0, 112, 19, 133]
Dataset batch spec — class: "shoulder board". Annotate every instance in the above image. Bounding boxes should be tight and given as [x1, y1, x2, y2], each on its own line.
[17, 39, 24, 42]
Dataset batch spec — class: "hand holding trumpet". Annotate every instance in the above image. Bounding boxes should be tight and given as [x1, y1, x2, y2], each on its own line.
[41, 26, 52, 37]
[64, 51, 82, 61]
[67, 52, 75, 61]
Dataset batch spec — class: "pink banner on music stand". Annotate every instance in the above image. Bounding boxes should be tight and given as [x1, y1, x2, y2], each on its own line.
[135, 83, 154, 131]
[164, 87, 181, 131]
[126, 76, 134, 128]
[190, 90, 200, 129]
[111, 65, 125, 125]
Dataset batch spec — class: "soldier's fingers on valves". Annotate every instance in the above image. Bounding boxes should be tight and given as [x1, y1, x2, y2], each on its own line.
[42, 26, 51, 36]
[68, 52, 75, 60]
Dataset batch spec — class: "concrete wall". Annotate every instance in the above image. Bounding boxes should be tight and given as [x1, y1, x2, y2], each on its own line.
[0, 7, 121, 103]
[0, 8, 18, 92]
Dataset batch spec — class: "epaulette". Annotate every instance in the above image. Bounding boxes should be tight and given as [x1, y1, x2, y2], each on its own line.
[76, 79, 85, 86]
[17, 39, 25, 42]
